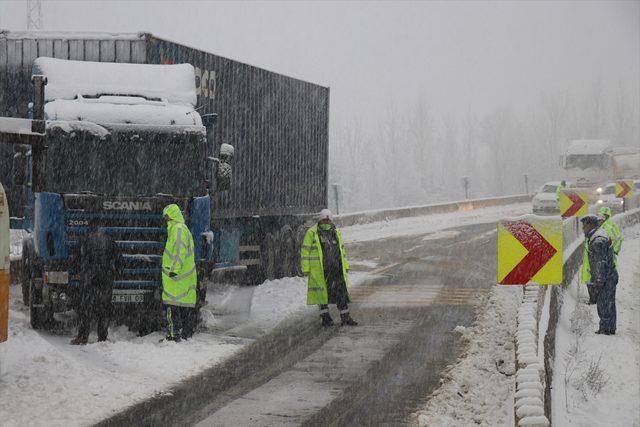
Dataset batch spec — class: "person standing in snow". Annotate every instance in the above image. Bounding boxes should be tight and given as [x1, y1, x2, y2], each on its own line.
[71, 226, 119, 345]
[301, 209, 358, 327]
[161, 204, 198, 341]
[580, 215, 618, 335]
[598, 206, 622, 261]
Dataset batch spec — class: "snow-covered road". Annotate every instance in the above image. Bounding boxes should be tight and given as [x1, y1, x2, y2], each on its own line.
[0, 202, 530, 426]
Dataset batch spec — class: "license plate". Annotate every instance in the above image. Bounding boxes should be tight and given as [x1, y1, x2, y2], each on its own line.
[112, 293, 145, 303]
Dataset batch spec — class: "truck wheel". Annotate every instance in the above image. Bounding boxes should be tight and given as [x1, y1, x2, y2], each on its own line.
[262, 232, 277, 281]
[278, 226, 296, 278]
[29, 280, 53, 330]
[294, 225, 308, 277]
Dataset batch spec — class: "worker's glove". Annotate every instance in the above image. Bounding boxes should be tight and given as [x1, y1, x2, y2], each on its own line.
[169, 272, 177, 278]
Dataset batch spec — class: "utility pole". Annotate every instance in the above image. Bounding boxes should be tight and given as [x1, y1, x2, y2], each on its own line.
[27, 0, 42, 30]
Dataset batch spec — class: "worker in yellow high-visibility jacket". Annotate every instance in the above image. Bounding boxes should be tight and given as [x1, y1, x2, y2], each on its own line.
[162, 204, 198, 341]
[301, 209, 357, 327]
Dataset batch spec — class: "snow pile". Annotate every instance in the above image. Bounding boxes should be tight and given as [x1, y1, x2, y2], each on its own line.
[34, 57, 197, 106]
[45, 98, 203, 127]
[551, 224, 640, 426]
[46, 120, 110, 139]
[412, 285, 521, 426]
[514, 284, 549, 426]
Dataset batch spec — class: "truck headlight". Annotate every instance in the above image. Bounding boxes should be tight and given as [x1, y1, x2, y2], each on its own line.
[597, 200, 603, 204]
[596, 187, 603, 193]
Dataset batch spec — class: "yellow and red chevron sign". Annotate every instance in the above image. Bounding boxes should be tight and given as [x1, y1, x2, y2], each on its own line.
[498, 217, 563, 285]
[615, 180, 634, 199]
[559, 189, 589, 218]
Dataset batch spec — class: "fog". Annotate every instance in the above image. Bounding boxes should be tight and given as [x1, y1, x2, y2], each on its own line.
[1, 0, 638, 212]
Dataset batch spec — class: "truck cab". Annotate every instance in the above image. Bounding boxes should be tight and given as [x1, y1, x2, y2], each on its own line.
[10, 57, 224, 330]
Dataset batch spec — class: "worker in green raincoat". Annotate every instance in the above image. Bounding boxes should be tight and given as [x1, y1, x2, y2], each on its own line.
[162, 204, 198, 341]
[598, 206, 622, 258]
[301, 209, 358, 327]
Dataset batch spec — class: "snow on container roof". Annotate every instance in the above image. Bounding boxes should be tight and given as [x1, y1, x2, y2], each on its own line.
[45, 97, 202, 127]
[1, 29, 144, 41]
[566, 140, 612, 155]
[33, 57, 197, 106]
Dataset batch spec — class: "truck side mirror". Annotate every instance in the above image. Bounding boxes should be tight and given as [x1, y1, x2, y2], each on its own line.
[12, 145, 29, 186]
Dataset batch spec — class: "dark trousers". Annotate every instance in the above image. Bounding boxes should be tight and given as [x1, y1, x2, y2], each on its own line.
[78, 306, 111, 341]
[165, 305, 196, 339]
[77, 273, 113, 341]
[587, 284, 600, 304]
[319, 280, 349, 315]
[596, 280, 617, 333]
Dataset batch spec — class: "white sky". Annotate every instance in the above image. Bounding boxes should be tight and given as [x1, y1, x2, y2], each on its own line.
[0, 0, 638, 121]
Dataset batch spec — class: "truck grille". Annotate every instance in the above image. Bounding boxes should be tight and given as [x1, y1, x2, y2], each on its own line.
[65, 211, 167, 289]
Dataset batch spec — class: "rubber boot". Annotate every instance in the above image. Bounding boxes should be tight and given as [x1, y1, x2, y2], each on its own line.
[340, 312, 358, 326]
[321, 313, 334, 327]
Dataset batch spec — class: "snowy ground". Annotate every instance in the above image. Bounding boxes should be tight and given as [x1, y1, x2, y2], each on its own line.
[410, 284, 520, 426]
[342, 202, 529, 243]
[552, 223, 640, 427]
[0, 202, 529, 426]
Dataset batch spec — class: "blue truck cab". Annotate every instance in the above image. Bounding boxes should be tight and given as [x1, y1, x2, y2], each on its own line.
[12, 57, 225, 330]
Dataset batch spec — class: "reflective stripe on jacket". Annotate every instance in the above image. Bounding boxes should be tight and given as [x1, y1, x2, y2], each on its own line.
[162, 204, 197, 307]
[301, 224, 350, 305]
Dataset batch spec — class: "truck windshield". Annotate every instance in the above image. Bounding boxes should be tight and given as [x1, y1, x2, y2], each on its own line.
[43, 126, 208, 197]
[565, 154, 606, 170]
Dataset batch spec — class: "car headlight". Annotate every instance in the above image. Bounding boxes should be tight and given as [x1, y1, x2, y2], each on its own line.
[596, 187, 603, 193]
[597, 200, 603, 204]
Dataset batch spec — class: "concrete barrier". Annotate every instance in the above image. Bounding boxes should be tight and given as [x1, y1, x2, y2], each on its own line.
[334, 194, 533, 228]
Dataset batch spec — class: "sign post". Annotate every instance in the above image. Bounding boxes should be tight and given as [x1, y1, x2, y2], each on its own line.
[0, 181, 9, 377]
[498, 216, 563, 285]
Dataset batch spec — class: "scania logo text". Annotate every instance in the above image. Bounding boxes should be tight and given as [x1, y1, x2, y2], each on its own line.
[103, 201, 153, 211]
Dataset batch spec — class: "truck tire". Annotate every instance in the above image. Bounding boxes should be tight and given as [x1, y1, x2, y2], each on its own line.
[29, 279, 54, 330]
[294, 225, 308, 277]
[278, 226, 296, 278]
[262, 232, 277, 281]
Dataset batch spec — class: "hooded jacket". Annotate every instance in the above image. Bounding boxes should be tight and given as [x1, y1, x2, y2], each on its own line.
[162, 204, 197, 307]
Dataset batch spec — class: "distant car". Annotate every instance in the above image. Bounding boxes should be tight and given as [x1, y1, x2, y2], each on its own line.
[594, 183, 624, 214]
[532, 181, 565, 215]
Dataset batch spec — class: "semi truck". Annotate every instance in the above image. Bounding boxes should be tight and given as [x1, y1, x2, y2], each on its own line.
[0, 31, 329, 328]
[561, 139, 640, 191]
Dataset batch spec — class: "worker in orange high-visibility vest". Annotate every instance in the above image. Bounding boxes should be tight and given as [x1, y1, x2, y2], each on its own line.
[0, 182, 10, 376]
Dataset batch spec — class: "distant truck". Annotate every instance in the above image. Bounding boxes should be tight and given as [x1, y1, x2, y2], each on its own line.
[0, 31, 330, 329]
[560, 139, 640, 191]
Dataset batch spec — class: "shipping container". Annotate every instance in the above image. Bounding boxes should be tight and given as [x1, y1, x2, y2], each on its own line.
[0, 30, 329, 220]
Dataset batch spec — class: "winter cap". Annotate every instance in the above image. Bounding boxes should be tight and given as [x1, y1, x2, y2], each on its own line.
[580, 214, 600, 225]
[318, 208, 333, 221]
[598, 206, 612, 217]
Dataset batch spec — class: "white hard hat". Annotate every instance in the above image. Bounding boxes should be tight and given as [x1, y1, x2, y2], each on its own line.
[318, 208, 333, 221]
